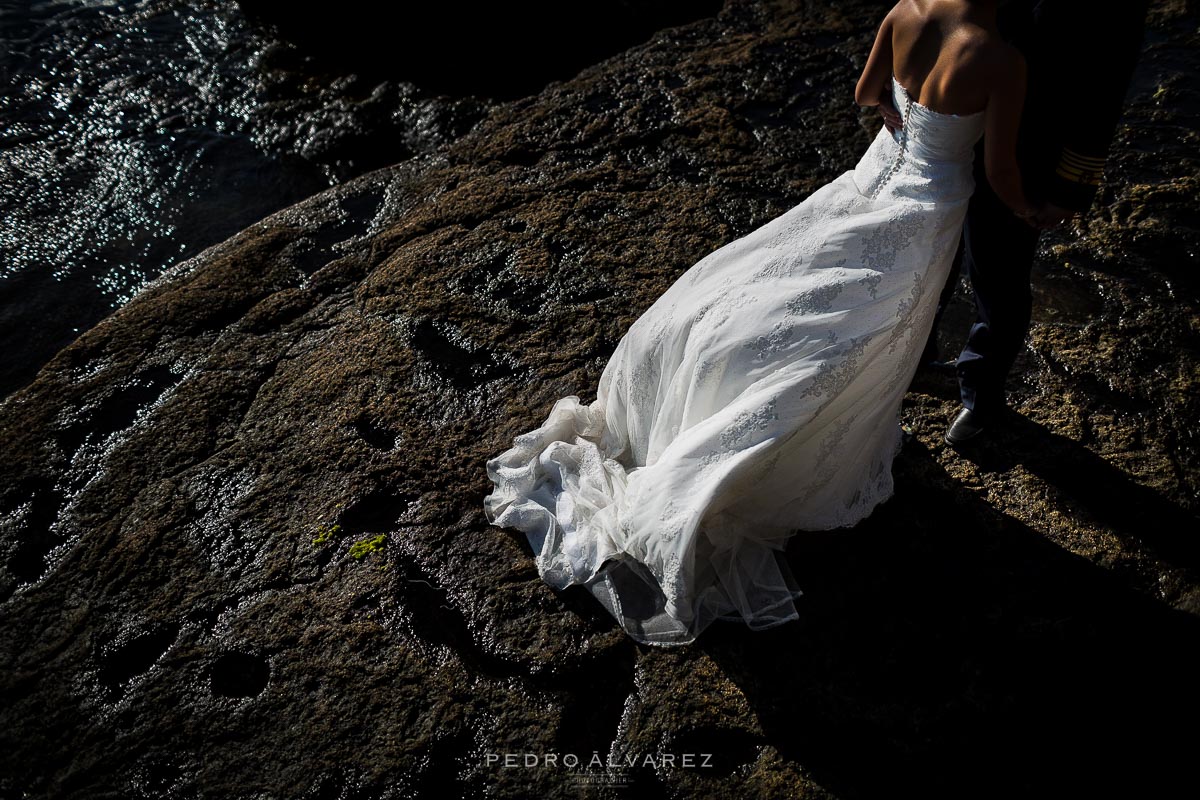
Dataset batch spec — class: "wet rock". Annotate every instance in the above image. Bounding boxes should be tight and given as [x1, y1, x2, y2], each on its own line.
[1, 1, 1198, 798]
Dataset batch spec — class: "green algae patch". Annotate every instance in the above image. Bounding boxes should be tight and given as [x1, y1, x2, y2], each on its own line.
[349, 533, 387, 560]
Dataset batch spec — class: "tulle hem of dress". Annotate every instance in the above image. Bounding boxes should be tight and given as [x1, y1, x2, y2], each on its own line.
[484, 395, 808, 647]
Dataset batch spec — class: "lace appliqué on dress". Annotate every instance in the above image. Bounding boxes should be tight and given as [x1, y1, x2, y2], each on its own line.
[720, 396, 779, 450]
[742, 282, 846, 362]
[860, 203, 926, 273]
[798, 335, 872, 400]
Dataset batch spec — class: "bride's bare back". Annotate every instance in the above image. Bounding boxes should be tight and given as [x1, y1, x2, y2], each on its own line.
[855, 0, 1037, 219]
[890, 0, 1011, 115]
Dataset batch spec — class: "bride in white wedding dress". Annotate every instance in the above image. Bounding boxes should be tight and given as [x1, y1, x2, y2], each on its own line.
[484, 0, 1042, 646]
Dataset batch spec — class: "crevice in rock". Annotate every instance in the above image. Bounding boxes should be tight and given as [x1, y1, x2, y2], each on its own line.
[406, 726, 488, 797]
[454, 249, 548, 316]
[1, 476, 66, 589]
[95, 621, 180, 701]
[347, 416, 400, 451]
[209, 650, 271, 698]
[337, 488, 418, 539]
[551, 643, 638, 759]
[54, 364, 184, 458]
[289, 189, 386, 276]
[405, 317, 518, 388]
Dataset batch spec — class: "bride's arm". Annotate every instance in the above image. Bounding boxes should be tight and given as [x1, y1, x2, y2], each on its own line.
[855, 7, 897, 110]
[983, 48, 1041, 225]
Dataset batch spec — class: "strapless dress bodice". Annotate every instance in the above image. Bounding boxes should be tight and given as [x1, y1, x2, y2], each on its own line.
[852, 76, 986, 204]
[891, 76, 987, 162]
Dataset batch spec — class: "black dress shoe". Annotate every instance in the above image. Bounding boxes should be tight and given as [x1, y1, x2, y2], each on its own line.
[945, 407, 986, 445]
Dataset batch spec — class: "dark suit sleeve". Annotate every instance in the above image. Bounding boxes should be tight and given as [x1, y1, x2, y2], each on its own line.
[1037, 0, 1150, 211]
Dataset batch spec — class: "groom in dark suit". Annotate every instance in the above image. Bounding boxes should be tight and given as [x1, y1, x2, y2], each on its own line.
[880, 0, 1150, 444]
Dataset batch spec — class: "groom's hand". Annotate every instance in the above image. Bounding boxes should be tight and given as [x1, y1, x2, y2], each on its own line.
[1034, 203, 1080, 230]
[1042, 203, 1079, 227]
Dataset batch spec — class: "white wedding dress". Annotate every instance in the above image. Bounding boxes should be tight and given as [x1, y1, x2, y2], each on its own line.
[484, 77, 986, 646]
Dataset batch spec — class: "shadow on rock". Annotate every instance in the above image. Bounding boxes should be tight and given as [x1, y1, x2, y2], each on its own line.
[700, 439, 1200, 799]
[952, 410, 1200, 578]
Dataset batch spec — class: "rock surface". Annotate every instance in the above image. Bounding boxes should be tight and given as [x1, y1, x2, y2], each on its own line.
[1, 0, 1198, 797]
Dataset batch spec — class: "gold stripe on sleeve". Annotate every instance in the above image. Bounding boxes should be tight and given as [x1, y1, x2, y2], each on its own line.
[1056, 148, 1105, 186]
[1060, 149, 1107, 169]
[1056, 165, 1102, 185]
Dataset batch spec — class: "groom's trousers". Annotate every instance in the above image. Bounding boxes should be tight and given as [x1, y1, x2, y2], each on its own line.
[953, 147, 1043, 420]
[920, 139, 1042, 422]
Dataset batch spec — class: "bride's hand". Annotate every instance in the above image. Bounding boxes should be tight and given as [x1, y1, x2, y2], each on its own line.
[877, 93, 901, 133]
